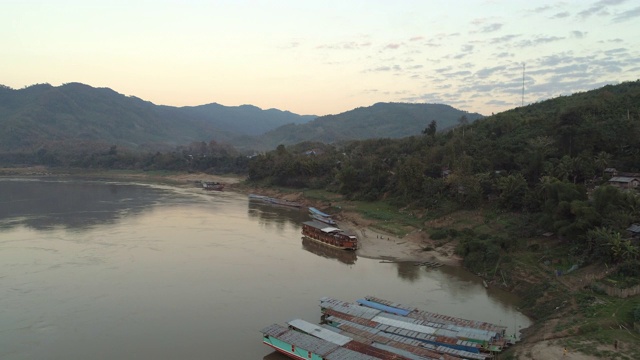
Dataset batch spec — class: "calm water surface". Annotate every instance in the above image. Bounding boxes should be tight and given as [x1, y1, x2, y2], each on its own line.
[0, 178, 530, 360]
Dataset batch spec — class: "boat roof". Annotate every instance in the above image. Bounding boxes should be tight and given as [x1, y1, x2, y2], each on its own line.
[261, 323, 378, 360]
[287, 319, 352, 346]
[309, 207, 332, 218]
[303, 220, 342, 233]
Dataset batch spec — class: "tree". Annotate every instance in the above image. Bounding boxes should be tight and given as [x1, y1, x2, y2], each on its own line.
[496, 173, 528, 210]
[423, 120, 437, 137]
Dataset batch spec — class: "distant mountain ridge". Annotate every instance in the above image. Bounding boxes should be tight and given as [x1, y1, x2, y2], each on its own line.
[0, 83, 315, 152]
[239, 102, 484, 149]
[0, 82, 482, 153]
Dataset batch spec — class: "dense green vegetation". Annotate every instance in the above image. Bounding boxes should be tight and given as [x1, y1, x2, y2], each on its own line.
[245, 81, 640, 275]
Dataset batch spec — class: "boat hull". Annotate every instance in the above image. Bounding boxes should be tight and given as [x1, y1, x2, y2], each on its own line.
[302, 235, 356, 251]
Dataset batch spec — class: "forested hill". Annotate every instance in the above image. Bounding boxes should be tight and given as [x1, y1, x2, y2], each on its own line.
[243, 102, 483, 150]
[0, 83, 315, 152]
[0, 83, 481, 153]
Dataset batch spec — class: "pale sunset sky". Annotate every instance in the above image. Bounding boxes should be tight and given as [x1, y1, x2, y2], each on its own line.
[1, 0, 639, 116]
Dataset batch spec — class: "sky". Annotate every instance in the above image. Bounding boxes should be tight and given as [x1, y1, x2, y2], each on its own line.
[1, 0, 639, 116]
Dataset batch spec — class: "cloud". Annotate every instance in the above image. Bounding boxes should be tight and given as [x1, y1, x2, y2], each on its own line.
[551, 11, 571, 19]
[435, 66, 453, 73]
[384, 43, 402, 50]
[367, 65, 402, 72]
[489, 34, 521, 44]
[480, 23, 503, 33]
[578, 0, 628, 19]
[515, 36, 565, 47]
[486, 99, 513, 106]
[603, 47, 627, 55]
[494, 52, 514, 58]
[612, 5, 640, 22]
[475, 65, 508, 78]
[409, 36, 424, 41]
[316, 41, 371, 50]
[531, 5, 552, 13]
[571, 31, 587, 38]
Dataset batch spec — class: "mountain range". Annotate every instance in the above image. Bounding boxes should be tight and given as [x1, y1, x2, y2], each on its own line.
[0, 82, 482, 152]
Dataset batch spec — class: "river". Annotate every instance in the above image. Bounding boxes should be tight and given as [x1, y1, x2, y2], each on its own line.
[0, 178, 530, 359]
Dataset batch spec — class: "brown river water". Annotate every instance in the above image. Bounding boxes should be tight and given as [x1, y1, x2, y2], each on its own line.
[0, 178, 530, 360]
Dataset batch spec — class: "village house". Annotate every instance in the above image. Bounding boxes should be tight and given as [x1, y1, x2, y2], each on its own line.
[608, 176, 640, 189]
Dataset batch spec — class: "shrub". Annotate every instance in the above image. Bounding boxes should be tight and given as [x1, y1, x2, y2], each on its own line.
[430, 228, 449, 240]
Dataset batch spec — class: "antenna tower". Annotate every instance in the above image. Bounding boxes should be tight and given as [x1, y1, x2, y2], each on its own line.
[522, 63, 525, 107]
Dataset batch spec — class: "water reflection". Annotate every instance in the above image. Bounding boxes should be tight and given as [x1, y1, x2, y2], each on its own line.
[394, 261, 421, 282]
[247, 199, 308, 231]
[0, 178, 177, 231]
[263, 351, 289, 360]
[301, 237, 357, 265]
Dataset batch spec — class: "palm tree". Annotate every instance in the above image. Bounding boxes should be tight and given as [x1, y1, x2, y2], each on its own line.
[594, 151, 612, 177]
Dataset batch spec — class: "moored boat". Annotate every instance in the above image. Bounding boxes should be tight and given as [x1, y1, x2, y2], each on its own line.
[248, 194, 302, 208]
[202, 181, 224, 191]
[261, 296, 514, 360]
[310, 213, 337, 226]
[308, 207, 331, 218]
[301, 221, 357, 250]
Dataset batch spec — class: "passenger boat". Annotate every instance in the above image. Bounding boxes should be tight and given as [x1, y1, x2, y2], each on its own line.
[261, 296, 518, 360]
[301, 221, 357, 250]
[261, 323, 379, 360]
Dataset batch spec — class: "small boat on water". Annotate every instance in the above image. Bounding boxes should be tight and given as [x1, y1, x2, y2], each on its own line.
[310, 214, 337, 226]
[201, 181, 224, 191]
[301, 221, 357, 250]
[308, 207, 331, 218]
[248, 194, 302, 208]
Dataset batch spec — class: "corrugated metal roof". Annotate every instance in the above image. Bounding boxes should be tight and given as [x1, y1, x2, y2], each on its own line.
[262, 324, 340, 355]
[627, 223, 640, 233]
[357, 298, 411, 316]
[288, 319, 352, 346]
[364, 296, 506, 333]
[327, 316, 489, 360]
[371, 343, 434, 360]
[320, 297, 381, 320]
[373, 315, 437, 335]
[609, 176, 639, 182]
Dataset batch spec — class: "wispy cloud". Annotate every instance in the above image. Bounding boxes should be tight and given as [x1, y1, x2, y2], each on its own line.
[571, 31, 587, 38]
[384, 43, 402, 50]
[316, 41, 371, 50]
[494, 52, 514, 58]
[531, 5, 552, 13]
[612, 5, 640, 22]
[515, 36, 565, 47]
[578, 0, 629, 19]
[489, 34, 521, 44]
[551, 11, 571, 19]
[475, 65, 508, 78]
[480, 23, 503, 33]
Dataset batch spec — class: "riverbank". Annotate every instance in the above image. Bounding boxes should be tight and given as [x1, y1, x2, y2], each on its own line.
[3, 168, 637, 359]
